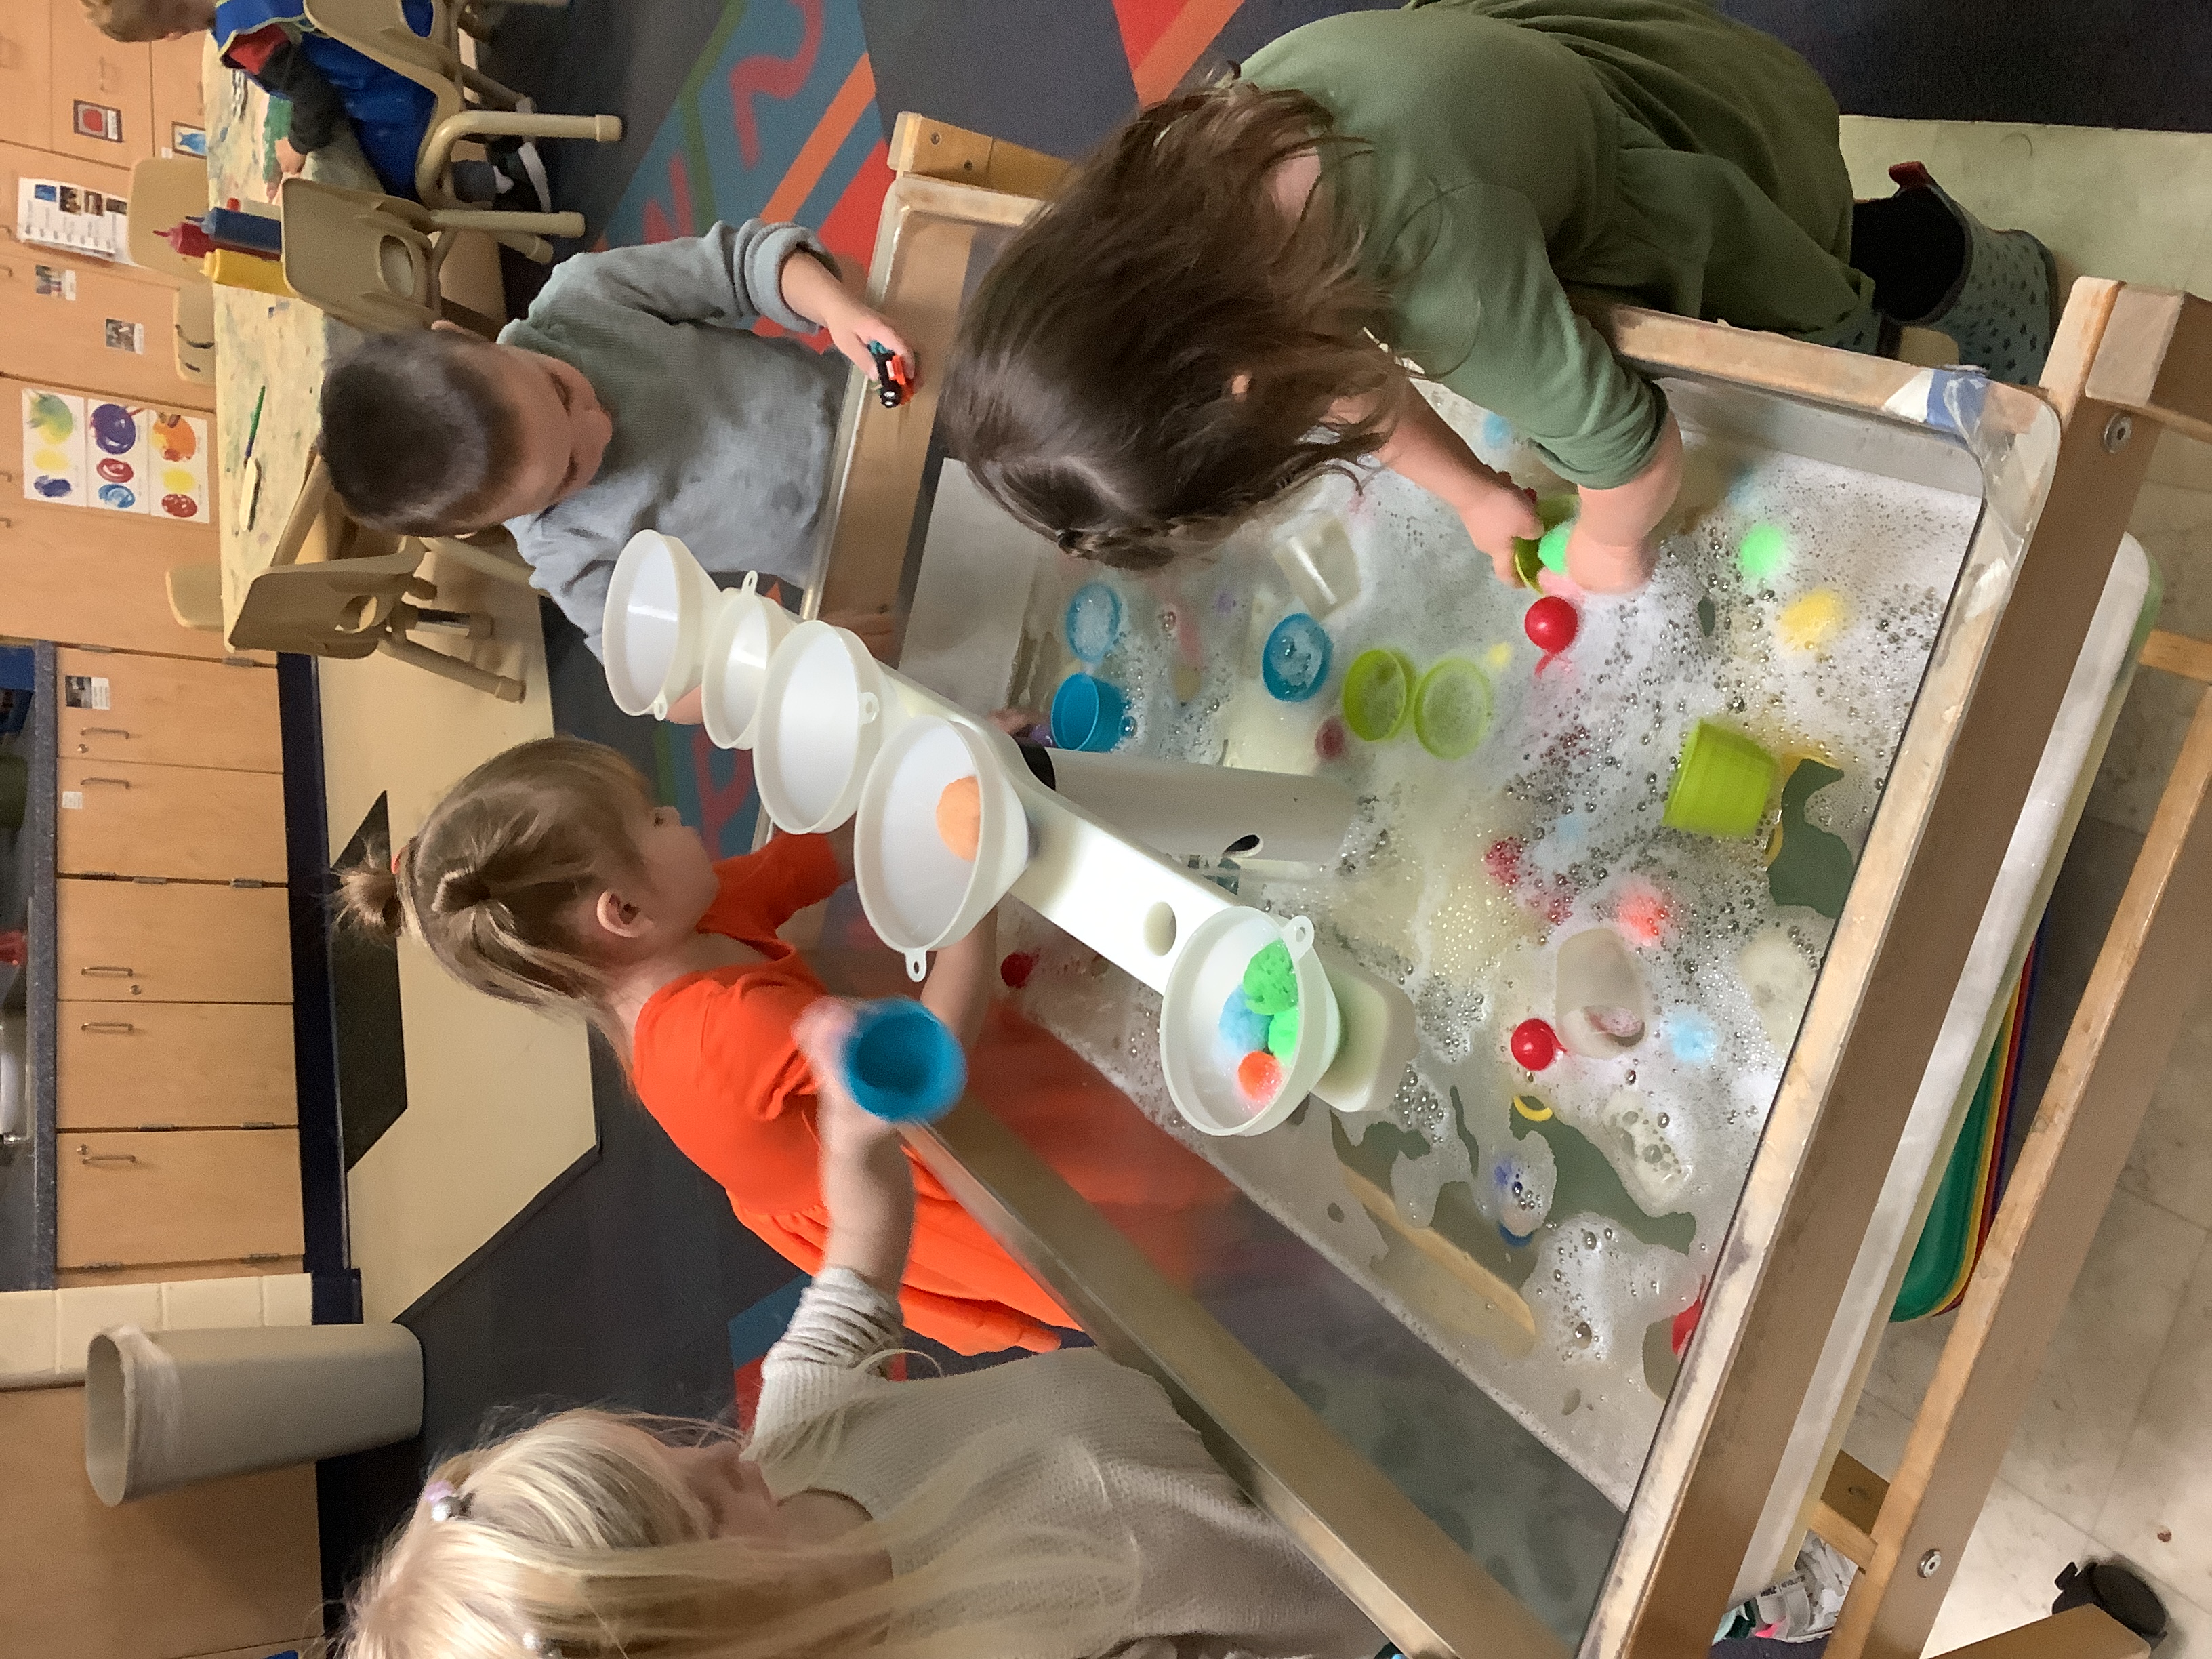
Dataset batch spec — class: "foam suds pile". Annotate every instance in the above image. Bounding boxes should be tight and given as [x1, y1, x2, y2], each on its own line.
[984, 384, 1982, 1502]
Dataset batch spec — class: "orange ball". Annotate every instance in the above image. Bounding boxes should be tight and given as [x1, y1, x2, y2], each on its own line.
[1237, 1050, 1284, 1104]
[935, 775, 982, 861]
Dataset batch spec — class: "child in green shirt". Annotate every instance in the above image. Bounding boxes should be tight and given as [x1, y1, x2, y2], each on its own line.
[942, 0, 2053, 594]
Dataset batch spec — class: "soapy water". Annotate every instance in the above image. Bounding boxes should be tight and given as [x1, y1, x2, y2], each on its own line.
[978, 384, 1980, 1502]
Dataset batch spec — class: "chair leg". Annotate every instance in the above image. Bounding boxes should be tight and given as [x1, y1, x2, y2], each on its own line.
[415, 607, 495, 640]
[426, 534, 538, 590]
[417, 110, 622, 209]
[377, 633, 525, 701]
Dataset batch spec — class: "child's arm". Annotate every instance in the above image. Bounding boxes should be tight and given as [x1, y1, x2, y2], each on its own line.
[222, 29, 346, 171]
[774, 251, 917, 387]
[920, 908, 997, 1053]
[794, 1000, 914, 1298]
[1356, 386, 1542, 580]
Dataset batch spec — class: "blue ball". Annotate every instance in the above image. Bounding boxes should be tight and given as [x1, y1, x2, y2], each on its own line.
[1217, 987, 1271, 1057]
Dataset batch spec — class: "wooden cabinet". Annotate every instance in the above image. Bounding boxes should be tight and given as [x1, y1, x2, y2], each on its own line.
[0, 3, 55, 151]
[148, 35, 203, 159]
[47, 0, 152, 169]
[0, 255, 211, 407]
[59, 1003, 297, 1130]
[0, 1385, 323, 1659]
[56, 649, 282, 772]
[58, 878, 293, 1004]
[57, 1127, 302, 1270]
[58, 758, 287, 882]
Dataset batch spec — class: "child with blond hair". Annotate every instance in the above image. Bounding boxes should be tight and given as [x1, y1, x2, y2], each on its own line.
[342, 1002, 1378, 1659]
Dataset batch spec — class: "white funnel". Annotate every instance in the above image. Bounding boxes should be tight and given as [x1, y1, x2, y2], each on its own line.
[602, 531, 722, 719]
[754, 621, 900, 834]
[1159, 909, 1343, 1136]
[855, 716, 1033, 981]
[701, 573, 797, 750]
[1046, 750, 1353, 865]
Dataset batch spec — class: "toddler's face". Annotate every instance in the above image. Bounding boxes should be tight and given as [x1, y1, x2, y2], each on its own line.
[470, 342, 614, 524]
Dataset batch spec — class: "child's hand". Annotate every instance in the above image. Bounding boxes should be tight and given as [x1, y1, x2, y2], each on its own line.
[822, 606, 895, 662]
[1455, 483, 1544, 582]
[276, 139, 308, 177]
[794, 999, 893, 1153]
[662, 686, 705, 724]
[828, 310, 916, 394]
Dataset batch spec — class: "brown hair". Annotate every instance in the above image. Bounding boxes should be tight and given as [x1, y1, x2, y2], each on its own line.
[939, 83, 1403, 572]
[321, 330, 525, 537]
[337, 738, 653, 1021]
[79, 0, 197, 43]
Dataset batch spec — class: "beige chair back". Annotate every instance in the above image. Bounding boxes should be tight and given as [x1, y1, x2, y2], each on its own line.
[230, 546, 428, 657]
[165, 563, 224, 632]
[172, 284, 216, 384]
[279, 178, 443, 334]
[126, 157, 214, 284]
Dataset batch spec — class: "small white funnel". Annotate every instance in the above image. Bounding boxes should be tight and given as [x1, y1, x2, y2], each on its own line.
[701, 573, 797, 750]
[1046, 750, 1353, 865]
[602, 531, 722, 719]
[1159, 909, 1343, 1136]
[855, 716, 1033, 981]
[754, 621, 900, 834]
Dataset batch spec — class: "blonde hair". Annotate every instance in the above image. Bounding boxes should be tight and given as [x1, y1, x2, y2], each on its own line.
[342, 1408, 1136, 1659]
[336, 737, 653, 1021]
[79, 0, 194, 43]
[941, 81, 1402, 571]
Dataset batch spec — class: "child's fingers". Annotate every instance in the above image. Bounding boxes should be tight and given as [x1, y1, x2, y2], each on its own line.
[794, 997, 858, 1078]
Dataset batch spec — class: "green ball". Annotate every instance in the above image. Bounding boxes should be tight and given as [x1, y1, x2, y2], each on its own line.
[1241, 941, 1298, 1015]
[1266, 1006, 1301, 1061]
[1537, 519, 1573, 573]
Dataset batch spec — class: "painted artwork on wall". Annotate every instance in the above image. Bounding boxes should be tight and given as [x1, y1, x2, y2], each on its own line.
[21, 389, 209, 523]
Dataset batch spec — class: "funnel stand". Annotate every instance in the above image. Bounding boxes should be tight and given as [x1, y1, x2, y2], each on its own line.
[1044, 750, 1354, 865]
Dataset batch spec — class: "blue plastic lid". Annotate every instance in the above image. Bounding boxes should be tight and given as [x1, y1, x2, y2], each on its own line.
[1262, 613, 1333, 703]
[1065, 583, 1124, 663]
[842, 1000, 966, 1124]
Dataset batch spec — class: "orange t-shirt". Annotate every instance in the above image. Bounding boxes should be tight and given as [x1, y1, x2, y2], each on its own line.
[629, 836, 1075, 1355]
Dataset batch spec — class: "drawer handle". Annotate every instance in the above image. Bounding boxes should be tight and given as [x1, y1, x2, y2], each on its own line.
[80, 1021, 136, 1034]
[78, 777, 131, 789]
[77, 727, 130, 739]
[76, 1143, 139, 1166]
[79, 966, 135, 979]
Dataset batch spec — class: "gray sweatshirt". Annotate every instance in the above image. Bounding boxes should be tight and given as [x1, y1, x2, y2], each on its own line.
[498, 220, 848, 657]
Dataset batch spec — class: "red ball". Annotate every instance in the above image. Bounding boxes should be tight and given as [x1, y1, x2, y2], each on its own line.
[1510, 1017, 1561, 1071]
[1524, 595, 1578, 653]
[998, 951, 1038, 989]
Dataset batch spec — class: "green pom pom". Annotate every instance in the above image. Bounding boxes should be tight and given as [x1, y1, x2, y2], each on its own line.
[1241, 941, 1298, 1015]
[1537, 519, 1572, 573]
[1266, 1006, 1300, 1061]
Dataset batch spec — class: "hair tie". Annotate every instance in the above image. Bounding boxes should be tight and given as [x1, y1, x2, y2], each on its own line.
[423, 1479, 466, 1522]
[1056, 529, 1081, 551]
[390, 838, 413, 875]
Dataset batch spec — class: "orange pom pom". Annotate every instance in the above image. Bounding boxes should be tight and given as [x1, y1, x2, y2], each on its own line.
[935, 775, 982, 861]
[1236, 1050, 1284, 1104]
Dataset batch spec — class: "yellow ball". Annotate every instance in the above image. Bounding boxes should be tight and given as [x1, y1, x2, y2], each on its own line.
[1776, 589, 1847, 653]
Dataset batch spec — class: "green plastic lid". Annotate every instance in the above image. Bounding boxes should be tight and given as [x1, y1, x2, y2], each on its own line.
[1413, 657, 1492, 760]
[1342, 648, 1416, 742]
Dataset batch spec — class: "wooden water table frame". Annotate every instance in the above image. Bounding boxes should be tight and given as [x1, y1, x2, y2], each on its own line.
[815, 114, 2212, 1659]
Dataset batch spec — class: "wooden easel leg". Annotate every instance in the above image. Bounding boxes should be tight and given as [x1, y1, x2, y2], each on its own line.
[1827, 682, 2212, 1657]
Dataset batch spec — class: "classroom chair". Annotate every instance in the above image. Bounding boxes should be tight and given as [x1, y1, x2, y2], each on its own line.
[125, 157, 216, 283]
[231, 546, 525, 701]
[172, 283, 216, 385]
[279, 176, 521, 334]
[300, 0, 620, 243]
[165, 564, 224, 633]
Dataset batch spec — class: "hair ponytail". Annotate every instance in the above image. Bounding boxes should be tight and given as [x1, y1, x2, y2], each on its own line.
[337, 845, 409, 943]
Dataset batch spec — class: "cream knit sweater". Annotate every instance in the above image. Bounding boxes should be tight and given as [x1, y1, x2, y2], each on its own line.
[752, 1269, 1382, 1659]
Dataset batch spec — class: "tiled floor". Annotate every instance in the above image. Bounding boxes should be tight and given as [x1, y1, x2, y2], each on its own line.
[1835, 119, 2212, 1656]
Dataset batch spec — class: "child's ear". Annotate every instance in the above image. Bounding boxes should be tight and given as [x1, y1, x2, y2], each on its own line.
[594, 888, 652, 940]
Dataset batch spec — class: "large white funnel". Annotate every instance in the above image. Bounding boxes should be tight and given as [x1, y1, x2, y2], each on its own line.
[754, 621, 903, 834]
[1160, 908, 1343, 1136]
[602, 531, 720, 719]
[701, 573, 797, 750]
[854, 716, 1033, 981]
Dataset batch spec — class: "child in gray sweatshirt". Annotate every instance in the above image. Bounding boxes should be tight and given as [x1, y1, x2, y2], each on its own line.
[320, 219, 909, 661]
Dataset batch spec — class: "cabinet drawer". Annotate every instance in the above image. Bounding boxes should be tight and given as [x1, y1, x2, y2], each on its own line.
[59, 1004, 297, 1128]
[58, 758, 287, 883]
[47, 0, 151, 167]
[59, 878, 293, 1003]
[57, 1128, 302, 1270]
[57, 649, 282, 772]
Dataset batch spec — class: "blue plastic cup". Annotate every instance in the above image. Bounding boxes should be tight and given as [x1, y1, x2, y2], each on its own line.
[1050, 672, 1127, 752]
[842, 1000, 966, 1124]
